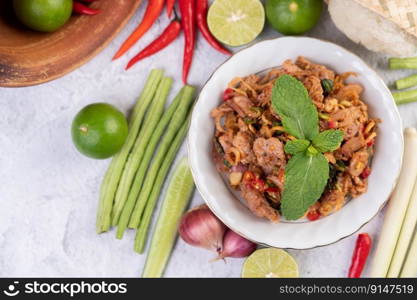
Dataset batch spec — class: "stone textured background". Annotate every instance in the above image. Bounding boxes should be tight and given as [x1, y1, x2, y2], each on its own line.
[0, 2, 414, 277]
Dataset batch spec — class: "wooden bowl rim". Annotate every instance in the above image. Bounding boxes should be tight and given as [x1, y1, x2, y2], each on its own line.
[0, 0, 142, 88]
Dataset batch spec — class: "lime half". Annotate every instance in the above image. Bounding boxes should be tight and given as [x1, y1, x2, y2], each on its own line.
[207, 0, 265, 47]
[242, 248, 299, 278]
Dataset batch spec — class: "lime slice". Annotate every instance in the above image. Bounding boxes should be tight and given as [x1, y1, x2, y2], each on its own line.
[142, 158, 195, 278]
[242, 248, 299, 278]
[207, 0, 265, 47]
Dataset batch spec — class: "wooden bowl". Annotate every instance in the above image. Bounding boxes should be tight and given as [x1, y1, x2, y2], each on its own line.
[0, 0, 142, 87]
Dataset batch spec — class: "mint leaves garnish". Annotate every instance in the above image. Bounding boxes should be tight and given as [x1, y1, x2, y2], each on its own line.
[272, 75, 319, 140]
[272, 75, 344, 220]
[284, 140, 310, 155]
[280, 152, 329, 220]
[312, 130, 344, 153]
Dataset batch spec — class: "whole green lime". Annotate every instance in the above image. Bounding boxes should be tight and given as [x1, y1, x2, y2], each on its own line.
[13, 0, 72, 32]
[265, 0, 323, 35]
[71, 103, 129, 159]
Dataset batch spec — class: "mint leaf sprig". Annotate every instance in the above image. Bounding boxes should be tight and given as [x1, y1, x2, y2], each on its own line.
[272, 75, 344, 220]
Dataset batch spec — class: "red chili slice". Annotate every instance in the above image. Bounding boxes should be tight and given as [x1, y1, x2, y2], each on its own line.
[223, 88, 234, 101]
[252, 178, 266, 192]
[265, 187, 279, 193]
[307, 210, 320, 221]
[327, 120, 337, 129]
[360, 167, 371, 179]
[243, 171, 255, 183]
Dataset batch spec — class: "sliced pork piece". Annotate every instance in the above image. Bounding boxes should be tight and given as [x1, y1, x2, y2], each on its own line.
[210, 102, 233, 118]
[343, 122, 361, 140]
[335, 84, 363, 102]
[330, 107, 361, 127]
[319, 189, 346, 216]
[282, 59, 304, 74]
[350, 176, 368, 197]
[348, 150, 369, 177]
[296, 56, 335, 80]
[253, 137, 285, 174]
[233, 131, 255, 164]
[237, 117, 249, 132]
[227, 96, 258, 118]
[212, 142, 229, 173]
[340, 134, 366, 159]
[303, 75, 324, 108]
[256, 84, 272, 106]
[330, 107, 364, 140]
[218, 132, 233, 154]
[240, 184, 280, 222]
[267, 168, 285, 191]
[337, 173, 353, 194]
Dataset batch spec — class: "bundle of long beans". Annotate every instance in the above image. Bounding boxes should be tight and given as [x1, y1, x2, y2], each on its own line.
[96, 69, 195, 254]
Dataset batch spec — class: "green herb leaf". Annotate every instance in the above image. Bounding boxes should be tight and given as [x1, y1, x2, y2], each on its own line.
[223, 159, 232, 168]
[312, 130, 344, 153]
[307, 145, 319, 155]
[321, 79, 334, 95]
[281, 152, 329, 220]
[272, 75, 319, 140]
[284, 139, 310, 155]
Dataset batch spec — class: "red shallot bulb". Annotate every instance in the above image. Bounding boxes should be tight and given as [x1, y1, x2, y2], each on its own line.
[217, 229, 257, 259]
[179, 204, 227, 253]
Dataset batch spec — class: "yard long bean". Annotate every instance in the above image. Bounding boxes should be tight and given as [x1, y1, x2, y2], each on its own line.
[392, 88, 417, 105]
[112, 77, 173, 226]
[389, 57, 417, 70]
[96, 69, 163, 233]
[115, 88, 184, 239]
[395, 74, 417, 90]
[128, 85, 195, 229]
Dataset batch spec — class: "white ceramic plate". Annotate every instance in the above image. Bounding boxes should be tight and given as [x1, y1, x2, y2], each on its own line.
[188, 37, 403, 249]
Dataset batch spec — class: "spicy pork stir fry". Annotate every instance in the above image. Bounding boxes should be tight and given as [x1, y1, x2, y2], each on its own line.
[211, 57, 378, 223]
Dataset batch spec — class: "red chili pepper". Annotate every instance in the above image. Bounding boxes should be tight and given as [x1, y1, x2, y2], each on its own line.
[243, 171, 256, 183]
[166, 0, 176, 17]
[327, 120, 337, 129]
[196, 0, 231, 56]
[348, 233, 372, 278]
[242, 171, 268, 192]
[360, 167, 371, 179]
[126, 19, 181, 70]
[367, 139, 375, 147]
[223, 88, 234, 101]
[113, 0, 165, 60]
[252, 178, 266, 192]
[307, 210, 320, 221]
[265, 187, 279, 193]
[73, 1, 101, 15]
[179, 0, 196, 84]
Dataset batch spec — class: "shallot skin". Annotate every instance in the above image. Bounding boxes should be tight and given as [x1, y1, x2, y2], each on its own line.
[179, 204, 227, 253]
[218, 229, 257, 259]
